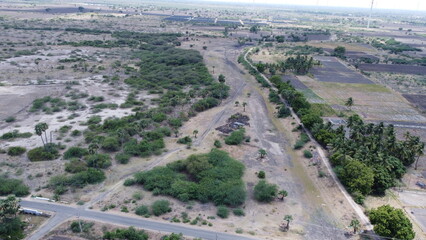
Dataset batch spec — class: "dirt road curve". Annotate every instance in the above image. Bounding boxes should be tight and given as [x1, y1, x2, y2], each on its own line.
[244, 48, 373, 231]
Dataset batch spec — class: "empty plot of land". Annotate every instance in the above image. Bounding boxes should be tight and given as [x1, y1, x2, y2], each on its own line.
[403, 94, 426, 111]
[358, 64, 426, 75]
[311, 56, 374, 84]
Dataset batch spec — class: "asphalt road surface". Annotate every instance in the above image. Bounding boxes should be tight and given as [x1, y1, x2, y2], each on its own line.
[21, 200, 257, 240]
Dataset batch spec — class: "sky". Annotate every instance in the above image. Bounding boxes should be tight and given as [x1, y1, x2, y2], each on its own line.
[212, 0, 426, 11]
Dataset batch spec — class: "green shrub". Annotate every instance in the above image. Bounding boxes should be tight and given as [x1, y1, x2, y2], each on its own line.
[27, 147, 58, 162]
[177, 136, 192, 144]
[7, 146, 26, 156]
[257, 171, 266, 179]
[1, 130, 32, 140]
[254, 180, 278, 203]
[71, 130, 81, 137]
[233, 208, 245, 216]
[102, 137, 120, 152]
[70, 221, 93, 233]
[214, 140, 222, 148]
[115, 153, 131, 164]
[87, 115, 102, 124]
[123, 178, 136, 186]
[151, 200, 171, 216]
[63, 147, 88, 159]
[103, 227, 148, 240]
[0, 176, 30, 196]
[84, 154, 111, 169]
[192, 97, 219, 112]
[216, 206, 229, 218]
[65, 158, 88, 173]
[135, 205, 150, 216]
[277, 105, 291, 118]
[5, 116, 16, 122]
[224, 129, 245, 145]
[303, 150, 313, 158]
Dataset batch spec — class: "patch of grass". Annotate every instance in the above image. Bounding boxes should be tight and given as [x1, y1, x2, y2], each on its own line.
[310, 103, 336, 117]
[7, 146, 26, 156]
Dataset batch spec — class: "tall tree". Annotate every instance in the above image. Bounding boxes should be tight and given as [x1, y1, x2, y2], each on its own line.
[193, 130, 199, 138]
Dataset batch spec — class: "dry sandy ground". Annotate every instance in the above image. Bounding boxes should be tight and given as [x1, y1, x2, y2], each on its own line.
[82, 38, 361, 240]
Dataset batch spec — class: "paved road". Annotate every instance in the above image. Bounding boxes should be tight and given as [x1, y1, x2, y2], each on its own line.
[21, 200, 257, 240]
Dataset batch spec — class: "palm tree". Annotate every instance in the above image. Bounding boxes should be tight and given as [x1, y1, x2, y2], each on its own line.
[259, 149, 267, 158]
[193, 130, 199, 138]
[278, 190, 288, 200]
[414, 141, 425, 170]
[40, 122, 49, 144]
[349, 219, 360, 234]
[345, 97, 354, 111]
[242, 102, 247, 112]
[35, 123, 45, 147]
[283, 215, 293, 230]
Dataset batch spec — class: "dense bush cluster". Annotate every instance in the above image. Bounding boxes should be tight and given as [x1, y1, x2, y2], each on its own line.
[7, 146, 26, 156]
[103, 227, 148, 240]
[0, 176, 30, 197]
[224, 128, 246, 145]
[369, 205, 415, 240]
[49, 168, 105, 194]
[28, 146, 59, 162]
[254, 180, 278, 203]
[129, 149, 246, 207]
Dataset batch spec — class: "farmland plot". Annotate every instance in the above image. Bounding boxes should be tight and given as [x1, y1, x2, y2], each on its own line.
[312, 56, 374, 84]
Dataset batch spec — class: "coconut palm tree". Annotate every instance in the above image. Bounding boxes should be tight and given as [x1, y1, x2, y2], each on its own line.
[35, 123, 45, 147]
[283, 215, 293, 230]
[414, 142, 425, 170]
[242, 102, 247, 112]
[349, 219, 360, 234]
[278, 190, 288, 200]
